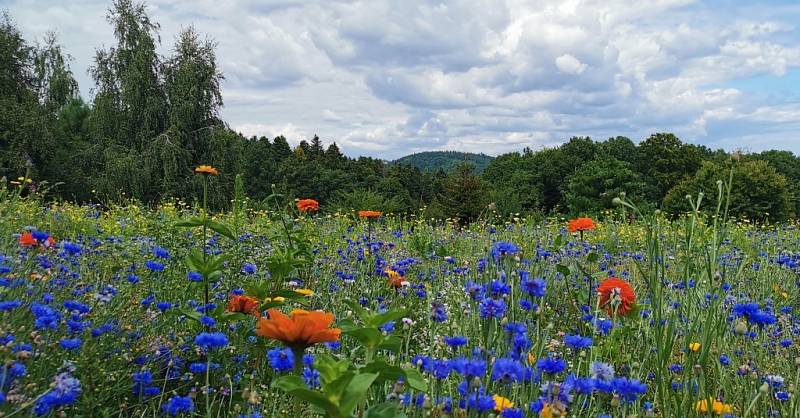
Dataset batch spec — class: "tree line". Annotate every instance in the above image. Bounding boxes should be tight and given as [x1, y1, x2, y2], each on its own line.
[1, 1, 798, 222]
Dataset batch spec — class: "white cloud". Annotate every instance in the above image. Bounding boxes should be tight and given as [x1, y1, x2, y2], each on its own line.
[6, 0, 800, 159]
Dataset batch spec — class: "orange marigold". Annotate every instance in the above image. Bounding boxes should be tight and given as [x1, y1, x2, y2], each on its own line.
[597, 277, 636, 316]
[386, 269, 406, 289]
[358, 210, 382, 219]
[256, 309, 341, 350]
[568, 217, 596, 233]
[194, 165, 219, 176]
[226, 294, 261, 317]
[296, 199, 319, 213]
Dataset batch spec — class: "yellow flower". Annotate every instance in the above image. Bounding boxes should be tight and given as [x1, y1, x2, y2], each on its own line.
[194, 165, 219, 176]
[540, 403, 553, 418]
[492, 395, 514, 412]
[528, 352, 537, 364]
[294, 288, 314, 297]
[695, 398, 733, 415]
[689, 342, 701, 352]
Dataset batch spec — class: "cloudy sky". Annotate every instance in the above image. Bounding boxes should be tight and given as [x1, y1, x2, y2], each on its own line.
[6, 0, 800, 159]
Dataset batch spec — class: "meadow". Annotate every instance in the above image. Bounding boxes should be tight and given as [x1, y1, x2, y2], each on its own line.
[0, 171, 797, 418]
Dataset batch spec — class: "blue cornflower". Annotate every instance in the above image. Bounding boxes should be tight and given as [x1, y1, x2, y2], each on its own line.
[194, 332, 228, 350]
[564, 335, 592, 350]
[492, 358, 527, 383]
[268, 347, 295, 372]
[59, 338, 82, 351]
[501, 408, 524, 418]
[0, 300, 21, 311]
[242, 263, 257, 275]
[719, 354, 730, 366]
[490, 241, 519, 260]
[520, 276, 547, 298]
[62, 242, 82, 255]
[478, 298, 506, 319]
[163, 395, 194, 416]
[34, 370, 82, 416]
[776, 391, 790, 401]
[145, 260, 165, 272]
[303, 367, 321, 388]
[444, 336, 468, 347]
[63, 300, 91, 314]
[153, 247, 170, 259]
[187, 271, 203, 282]
[609, 377, 648, 402]
[590, 361, 615, 381]
[536, 357, 566, 374]
[200, 315, 216, 328]
[450, 357, 487, 378]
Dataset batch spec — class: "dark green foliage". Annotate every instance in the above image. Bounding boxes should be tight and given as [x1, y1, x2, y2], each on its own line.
[663, 160, 793, 221]
[565, 157, 654, 215]
[392, 151, 493, 173]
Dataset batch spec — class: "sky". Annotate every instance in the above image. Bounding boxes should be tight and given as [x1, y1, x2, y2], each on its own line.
[5, 0, 800, 159]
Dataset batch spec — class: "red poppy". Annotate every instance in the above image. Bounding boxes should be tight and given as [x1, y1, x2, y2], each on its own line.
[296, 199, 320, 213]
[597, 277, 636, 316]
[358, 210, 382, 219]
[226, 294, 261, 317]
[568, 217, 596, 233]
[18, 232, 36, 247]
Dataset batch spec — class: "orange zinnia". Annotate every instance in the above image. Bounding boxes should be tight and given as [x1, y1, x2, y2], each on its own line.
[194, 165, 219, 176]
[597, 277, 636, 316]
[226, 294, 261, 317]
[568, 217, 596, 233]
[358, 210, 382, 219]
[18, 232, 36, 247]
[256, 309, 341, 350]
[296, 199, 320, 213]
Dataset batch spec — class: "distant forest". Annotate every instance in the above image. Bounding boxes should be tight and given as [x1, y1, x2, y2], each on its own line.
[392, 151, 494, 173]
[2, 2, 799, 221]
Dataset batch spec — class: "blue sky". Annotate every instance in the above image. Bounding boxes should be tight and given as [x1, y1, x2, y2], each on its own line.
[6, 0, 800, 159]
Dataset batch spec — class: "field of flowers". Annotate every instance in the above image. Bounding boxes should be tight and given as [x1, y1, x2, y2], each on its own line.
[0, 173, 798, 418]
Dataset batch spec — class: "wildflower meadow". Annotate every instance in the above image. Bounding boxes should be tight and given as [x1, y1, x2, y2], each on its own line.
[0, 167, 797, 418]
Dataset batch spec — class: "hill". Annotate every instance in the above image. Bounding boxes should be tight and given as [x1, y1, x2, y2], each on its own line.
[391, 151, 494, 173]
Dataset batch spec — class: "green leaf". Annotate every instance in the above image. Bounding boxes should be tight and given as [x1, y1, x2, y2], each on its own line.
[587, 252, 599, 263]
[174, 217, 204, 228]
[272, 376, 340, 417]
[315, 354, 350, 387]
[366, 309, 409, 328]
[377, 335, 402, 353]
[340, 373, 379, 417]
[401, 367, 427, 392]
[343, 300, 370, 323]
[186, 248, 205, 273]
[553, 234, 564, 248]
[365, 403, 407, 418]
[345, 328, 383, 348]
[208, 220, 235, 240]
[556, 264, 571, 277]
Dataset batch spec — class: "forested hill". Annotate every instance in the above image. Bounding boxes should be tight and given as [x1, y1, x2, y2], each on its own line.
[392, 151, 494, 173]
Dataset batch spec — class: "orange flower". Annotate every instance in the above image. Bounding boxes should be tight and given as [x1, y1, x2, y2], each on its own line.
[568, 217, 596, 233]
[296, 199, 319, 213]
[493, 395, 514, 412]
[358, 210, 382, 219]
[226, 294, 261, 317]
[18, 232, 36, 247]
[256, 309, 341, 350]
[386, 269, 406, 289]
[597, 277, 636, 316]
[18, 233, 54, 248]
[194, 165, 219, 176]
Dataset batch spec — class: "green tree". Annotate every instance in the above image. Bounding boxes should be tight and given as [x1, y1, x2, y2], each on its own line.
[663, 160, 793, 221]
[636, 133, 703, 201]
[435, 163, 488, 223]
[565, 157, 653, 214]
